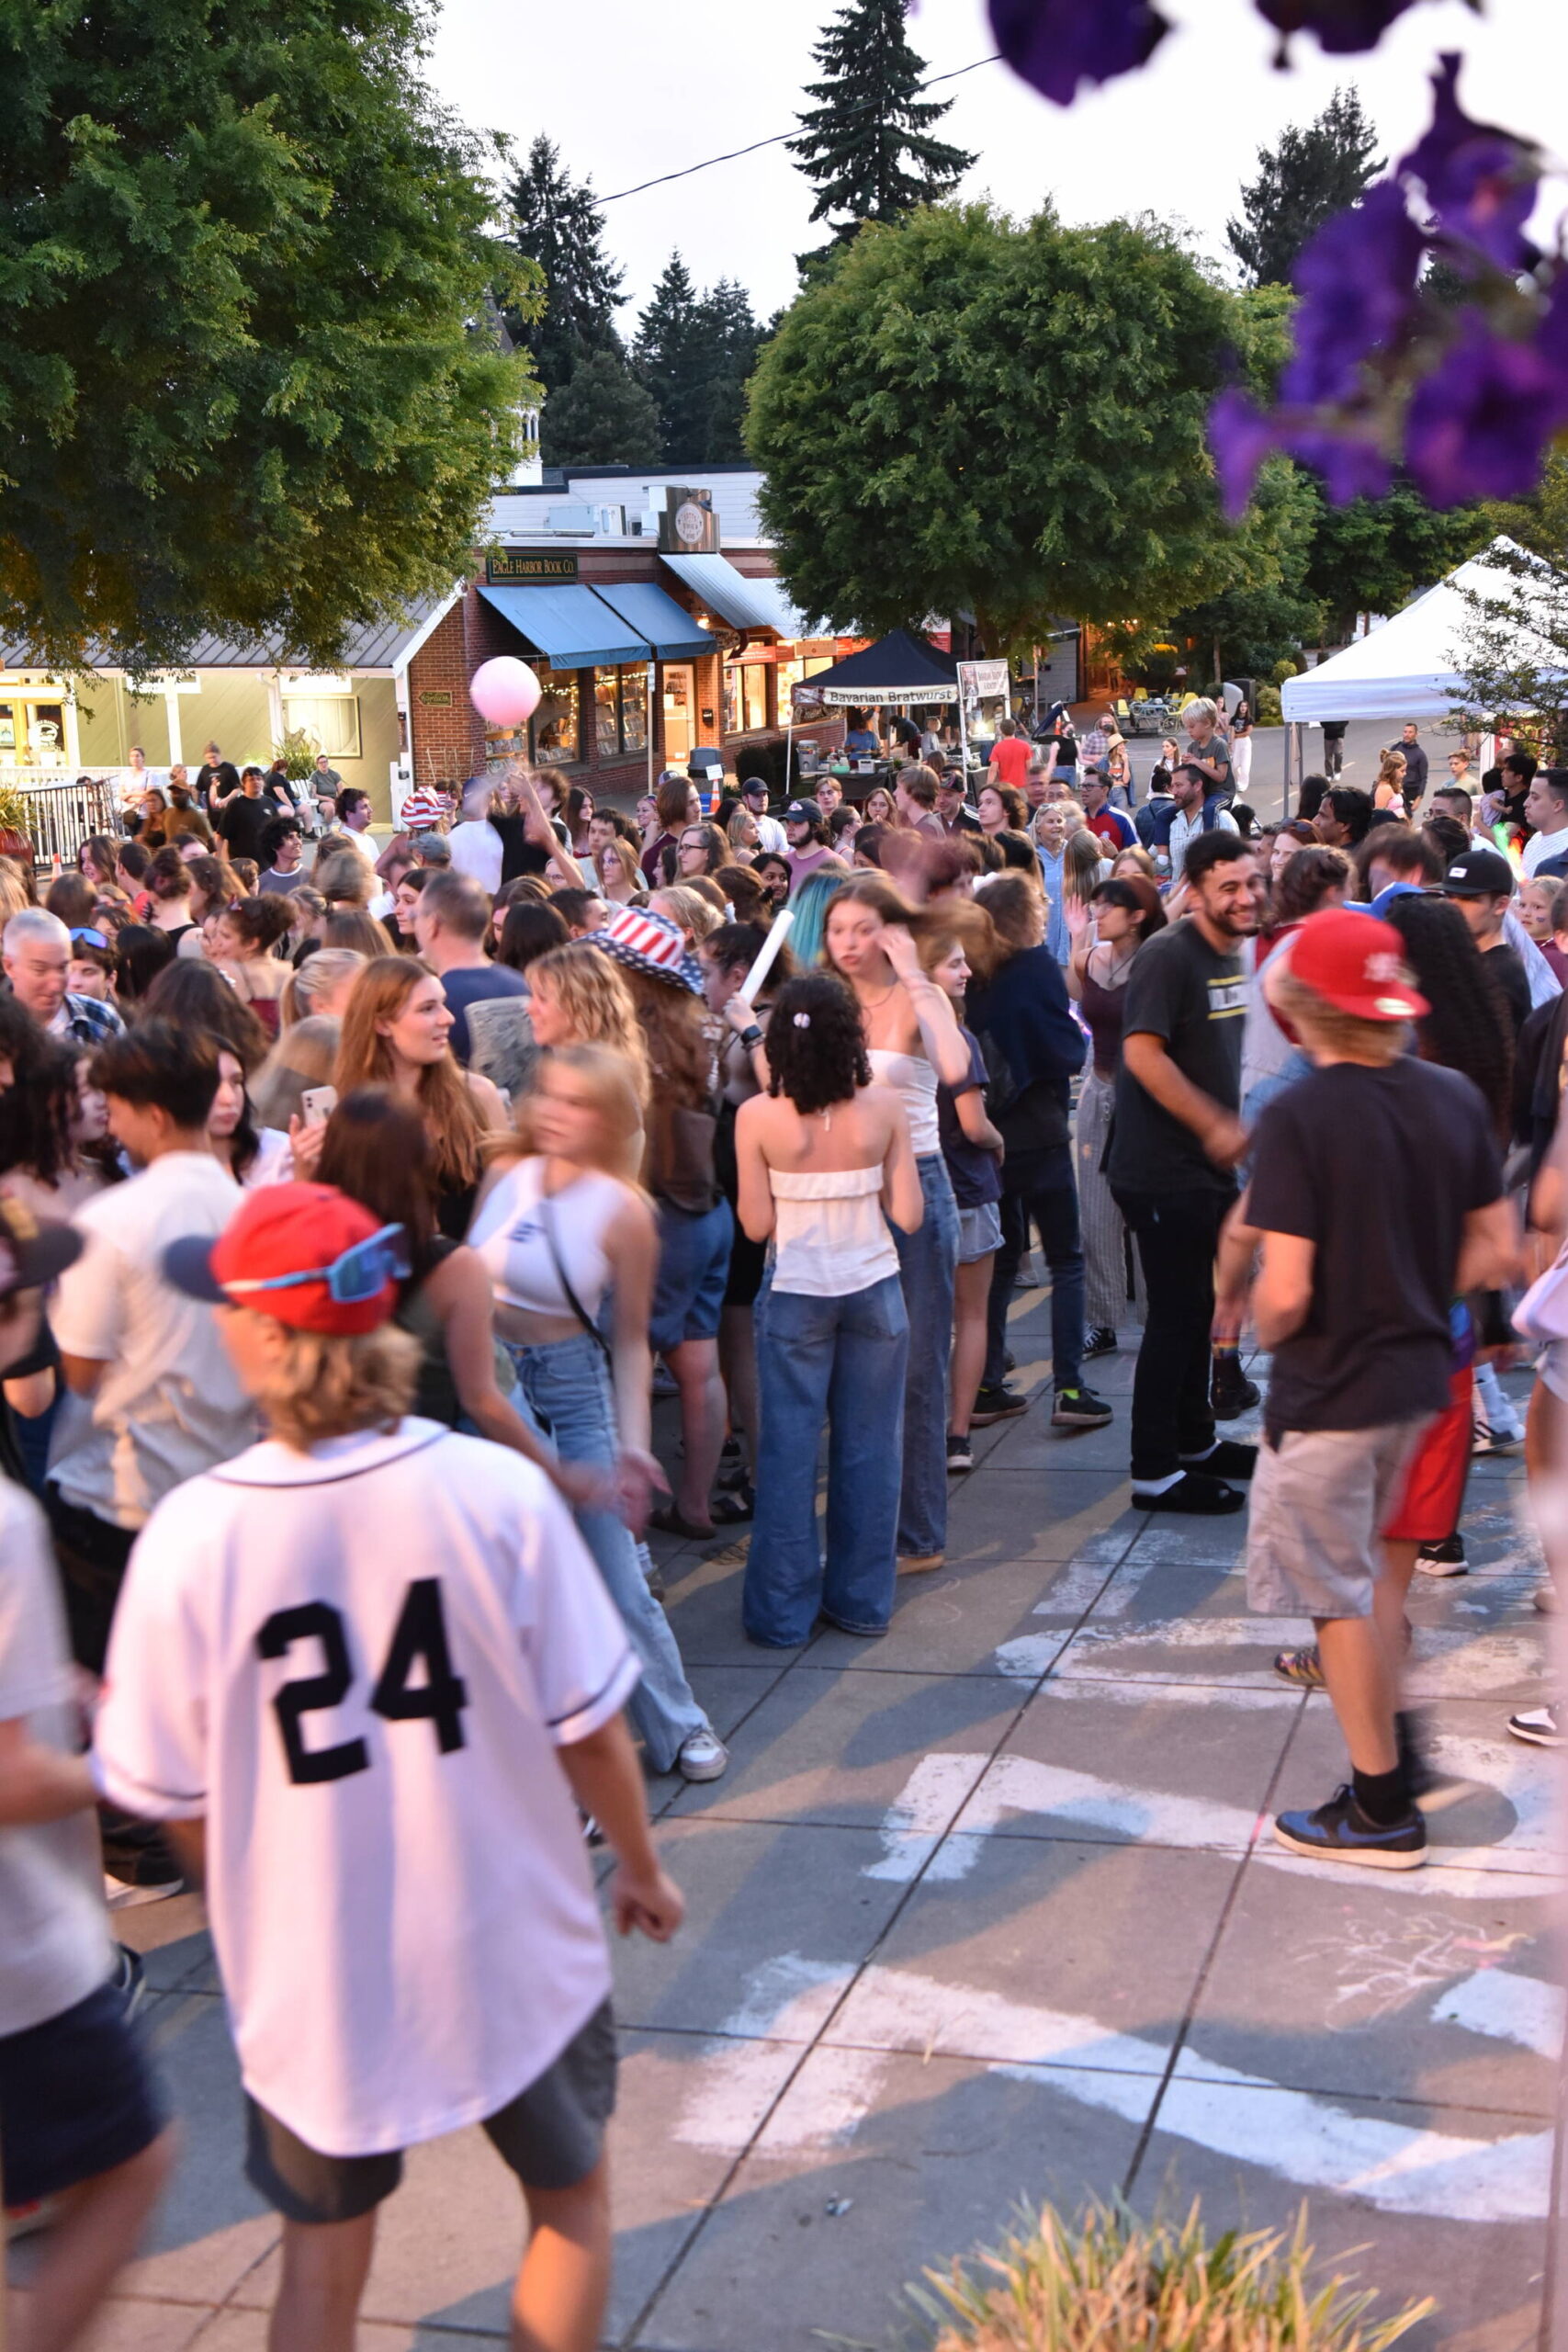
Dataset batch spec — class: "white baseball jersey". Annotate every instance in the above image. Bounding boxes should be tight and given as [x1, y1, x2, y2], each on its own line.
[94, 1419, 638, 2157]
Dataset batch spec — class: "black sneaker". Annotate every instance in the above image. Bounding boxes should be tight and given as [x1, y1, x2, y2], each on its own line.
[1052, 1385, 1113, 1428]
[1136, 1471, 1246, 1515]
[971, 1384, 1028, 1425]
[946, 1431, 975, 1473]
[1416, 1532, 1467, 1577]
[1002, 1349, 1016, 1374]
[1273, 1783, 1427, 1870]
[1083, 1326, 1119, 1359]
[1181, 1438, 1258, 1481]
[1211, 1353, 1261, 1419]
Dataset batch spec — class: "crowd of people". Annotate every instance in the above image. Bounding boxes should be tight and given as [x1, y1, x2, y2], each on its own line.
[1, 704, 1562, 2350]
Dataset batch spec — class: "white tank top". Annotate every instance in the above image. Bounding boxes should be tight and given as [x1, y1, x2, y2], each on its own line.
[468, 1158, 624, 1319]
[769, 1165, 899, 1297]
[867, 1046, 941, 1158]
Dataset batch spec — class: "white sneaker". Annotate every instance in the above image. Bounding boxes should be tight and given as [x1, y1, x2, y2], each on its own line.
[676, 1728, 728, 1782]
[1507, 1703, 1562, 1748]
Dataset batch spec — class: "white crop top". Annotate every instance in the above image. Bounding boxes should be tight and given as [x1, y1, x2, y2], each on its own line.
[867, 1046, 941, 1158]
[769, 1165, 899, 1298]
[468, 1159, 624, 1319]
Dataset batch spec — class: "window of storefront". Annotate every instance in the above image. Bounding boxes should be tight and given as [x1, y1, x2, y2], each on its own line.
[592, 664, 650, 759]
[530, 664, 580, 765]
[724, 662, 770, 734]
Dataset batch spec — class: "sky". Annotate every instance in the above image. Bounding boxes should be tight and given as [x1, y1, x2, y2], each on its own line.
[427, 0, 1568, 333]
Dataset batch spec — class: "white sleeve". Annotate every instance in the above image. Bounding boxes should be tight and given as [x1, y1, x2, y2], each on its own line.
[0, 1489, 73, 1725]
[48, 1222, 126, 1363]
[93, 1508, 209, 1819]
[512, 1479, 639, 1746]
[1216, 808, 1240, 835]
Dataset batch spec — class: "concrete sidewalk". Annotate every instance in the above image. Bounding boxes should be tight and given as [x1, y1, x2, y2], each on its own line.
[78, 1284, 1557, 2351]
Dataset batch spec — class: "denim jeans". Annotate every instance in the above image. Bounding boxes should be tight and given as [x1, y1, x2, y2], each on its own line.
[502, 1334, 708, 1770]
[983, 1144, 1086, 1394]
[893, 1156, 960, 1557]
[745, 1273, 908, 1646]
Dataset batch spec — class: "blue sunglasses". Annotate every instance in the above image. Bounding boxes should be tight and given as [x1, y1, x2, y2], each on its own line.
[70, 927, 110, 951]
[222, 1223, 411, 1305]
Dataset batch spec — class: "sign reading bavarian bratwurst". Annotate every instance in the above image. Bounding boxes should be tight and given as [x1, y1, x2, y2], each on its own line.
[486, 550, 580, 582]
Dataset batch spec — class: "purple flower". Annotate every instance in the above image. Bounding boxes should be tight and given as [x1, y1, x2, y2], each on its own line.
[1400, 54, 1539, 273]
[1208, 390, 1279, 519]
[1251, 0, 1420, 54]
[988, 0, 1168, 106]
[1280, 183, 1424, 406]
[1282, 427, 1393, 505]
[1405, 322, 1566, 506]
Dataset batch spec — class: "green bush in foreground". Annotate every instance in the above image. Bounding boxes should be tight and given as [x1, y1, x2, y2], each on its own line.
[909, 2198, 1433, 2352]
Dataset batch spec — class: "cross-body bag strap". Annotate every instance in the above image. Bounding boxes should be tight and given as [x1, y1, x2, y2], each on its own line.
[537, 1192, 612, 1363]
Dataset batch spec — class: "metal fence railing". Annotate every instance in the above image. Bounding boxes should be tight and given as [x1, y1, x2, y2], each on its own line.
[7, 776, 121, 868]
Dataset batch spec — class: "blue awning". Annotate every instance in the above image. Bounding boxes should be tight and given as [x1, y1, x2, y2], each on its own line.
[475, 582, 648, 669]
[660, 553, 809, 639]
[590, 581, 711, 662]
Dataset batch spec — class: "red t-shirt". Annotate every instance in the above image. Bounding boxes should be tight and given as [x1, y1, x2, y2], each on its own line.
[989, 736, 1031, 788]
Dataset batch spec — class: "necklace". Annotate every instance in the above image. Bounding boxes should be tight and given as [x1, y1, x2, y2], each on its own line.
[858, 979, 899, 1011]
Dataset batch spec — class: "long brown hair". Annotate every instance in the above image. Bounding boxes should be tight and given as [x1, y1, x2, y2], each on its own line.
[335, 956, 484, 1194]
[314, 1085, 438, 1276]
[623, 965, 714, 1110]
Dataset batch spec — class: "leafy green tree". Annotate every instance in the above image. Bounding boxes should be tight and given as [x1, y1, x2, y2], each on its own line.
[539, 347, 660, 469]
[1167, 458, 1325, 685]
[1303, 480, 1487, 644]
[502, 133, 623, 393]
[1226, 88, 1382, 288]
[0, 0, 537, 674]
[749, 203, 1262, 650]
[789, 0, 973, 265]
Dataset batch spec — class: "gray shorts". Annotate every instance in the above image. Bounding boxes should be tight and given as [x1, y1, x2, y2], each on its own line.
[244, 1999, 616, 2224]
[1246, 1419, 1429, 1619]
[957, 1200, 1003, 1264]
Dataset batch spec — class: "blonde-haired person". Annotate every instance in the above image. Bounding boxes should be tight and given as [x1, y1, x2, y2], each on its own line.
[1373, 747, 1407, 811]
[314, 847, 373, 912]
[320, 956, 507, 1236]
[471, 1046, 728, 1781]
[250, 1014, 340, 1134]
[822, 876, 969, 1570]
[726, 801, 761, 861]
[1031, 799, 1085, 963]
[523, 941, 650, 1105]
[1059, 825, 1112, 965]
[649, 884, 723, 950]
[595, 836, 645, 906]
[279, 945, 365, 1026]
[98, 1179, 682, 2352]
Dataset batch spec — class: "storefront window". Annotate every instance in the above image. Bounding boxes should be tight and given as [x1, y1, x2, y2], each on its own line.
[724, 662, 770, 734]
[530, 664, 579, 765]
[592, 668, 619, 759]
[620, 665, 649, 754]
[722, 664, 740, 738]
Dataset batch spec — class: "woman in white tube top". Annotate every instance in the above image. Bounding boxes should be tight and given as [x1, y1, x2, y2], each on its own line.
[822, 876, 970, 1571]
[736, 972, 923, 1646]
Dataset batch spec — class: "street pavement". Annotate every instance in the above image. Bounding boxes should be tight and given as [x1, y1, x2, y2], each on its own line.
[74, 1271, 1558, 2352]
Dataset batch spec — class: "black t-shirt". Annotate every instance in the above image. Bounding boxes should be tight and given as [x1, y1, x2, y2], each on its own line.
[1483, 942, 1531, 1037]
[937, 1026, 1002, 1208]
[215, 790, 280, 866]
[889, 715, 920, 752]
[490, 810, 550, 884]
[198, 759, 242, 805]
[1108, 921, 1246, 1193]
[1249, 1058, 1502, 1437]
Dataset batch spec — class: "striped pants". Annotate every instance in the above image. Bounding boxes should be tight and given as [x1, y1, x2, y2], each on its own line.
[1075, 1067, 1141, 1332]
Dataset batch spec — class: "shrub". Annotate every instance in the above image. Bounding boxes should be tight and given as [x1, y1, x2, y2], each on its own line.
[910, 2198, 1432, 2352]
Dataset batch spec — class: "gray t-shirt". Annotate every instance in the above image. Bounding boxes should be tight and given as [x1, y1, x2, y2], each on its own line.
[0, 1481, 114, 2033]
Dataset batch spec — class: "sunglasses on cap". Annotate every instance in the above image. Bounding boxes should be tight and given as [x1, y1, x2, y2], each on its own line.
[69, 927, 110, 950]
[221, 1222, 411, 1306]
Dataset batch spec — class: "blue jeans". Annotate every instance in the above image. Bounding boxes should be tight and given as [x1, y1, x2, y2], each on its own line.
[893, 1156, 960, 1557]
[502, 1335, 708, 1771]
[746, 1273, 908, 1645]
[983, 1144, 1086, 1393]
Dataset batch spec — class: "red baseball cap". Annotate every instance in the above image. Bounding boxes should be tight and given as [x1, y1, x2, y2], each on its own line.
[1287, 909, 1429, 1023]
[164, 1183, 409, 1335]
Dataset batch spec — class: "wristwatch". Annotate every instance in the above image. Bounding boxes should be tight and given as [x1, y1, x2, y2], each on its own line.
[739, 1023, 763, 1049]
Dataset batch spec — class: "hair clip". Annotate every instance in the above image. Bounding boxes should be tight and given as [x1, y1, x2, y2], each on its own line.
[793, 1011, 811, 1028]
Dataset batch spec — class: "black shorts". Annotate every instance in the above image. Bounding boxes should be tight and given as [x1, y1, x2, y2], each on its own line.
[0, 1975, 166, 2208]
[244, 1999, 616, 2225]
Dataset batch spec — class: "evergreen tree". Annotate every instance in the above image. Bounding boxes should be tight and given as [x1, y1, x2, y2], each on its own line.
[502, 134, 625, 391]
[540, 348, 660, 468]
[789, 0, 974, 258]
[634, 254, 709, 461]
[693, 280, 766, 462]
[1226, 89, 1382, 288]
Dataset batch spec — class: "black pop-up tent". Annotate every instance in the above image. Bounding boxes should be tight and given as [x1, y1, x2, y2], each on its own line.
[793, 627, 959, 708]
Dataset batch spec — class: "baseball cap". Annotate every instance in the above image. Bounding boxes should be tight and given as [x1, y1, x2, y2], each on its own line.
[1287, 909, 1429, 1023]
[0, 1195, 83, 1298]
[1442, 846, 1515, 898]
[784, 798, 823, 825]
[739, 775, 769, 797]
[164, 1183, 409, 1335]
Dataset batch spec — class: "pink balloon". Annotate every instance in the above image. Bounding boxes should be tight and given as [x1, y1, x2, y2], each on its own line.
[469, 656, 541, 727]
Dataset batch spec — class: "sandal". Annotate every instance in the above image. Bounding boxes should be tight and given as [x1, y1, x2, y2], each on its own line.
[710, 1483, 755, 1524]
[649, 1504, 718, 1541]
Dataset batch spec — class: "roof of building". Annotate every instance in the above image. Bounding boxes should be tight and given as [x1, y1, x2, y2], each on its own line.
[0, 590, 456, 678]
